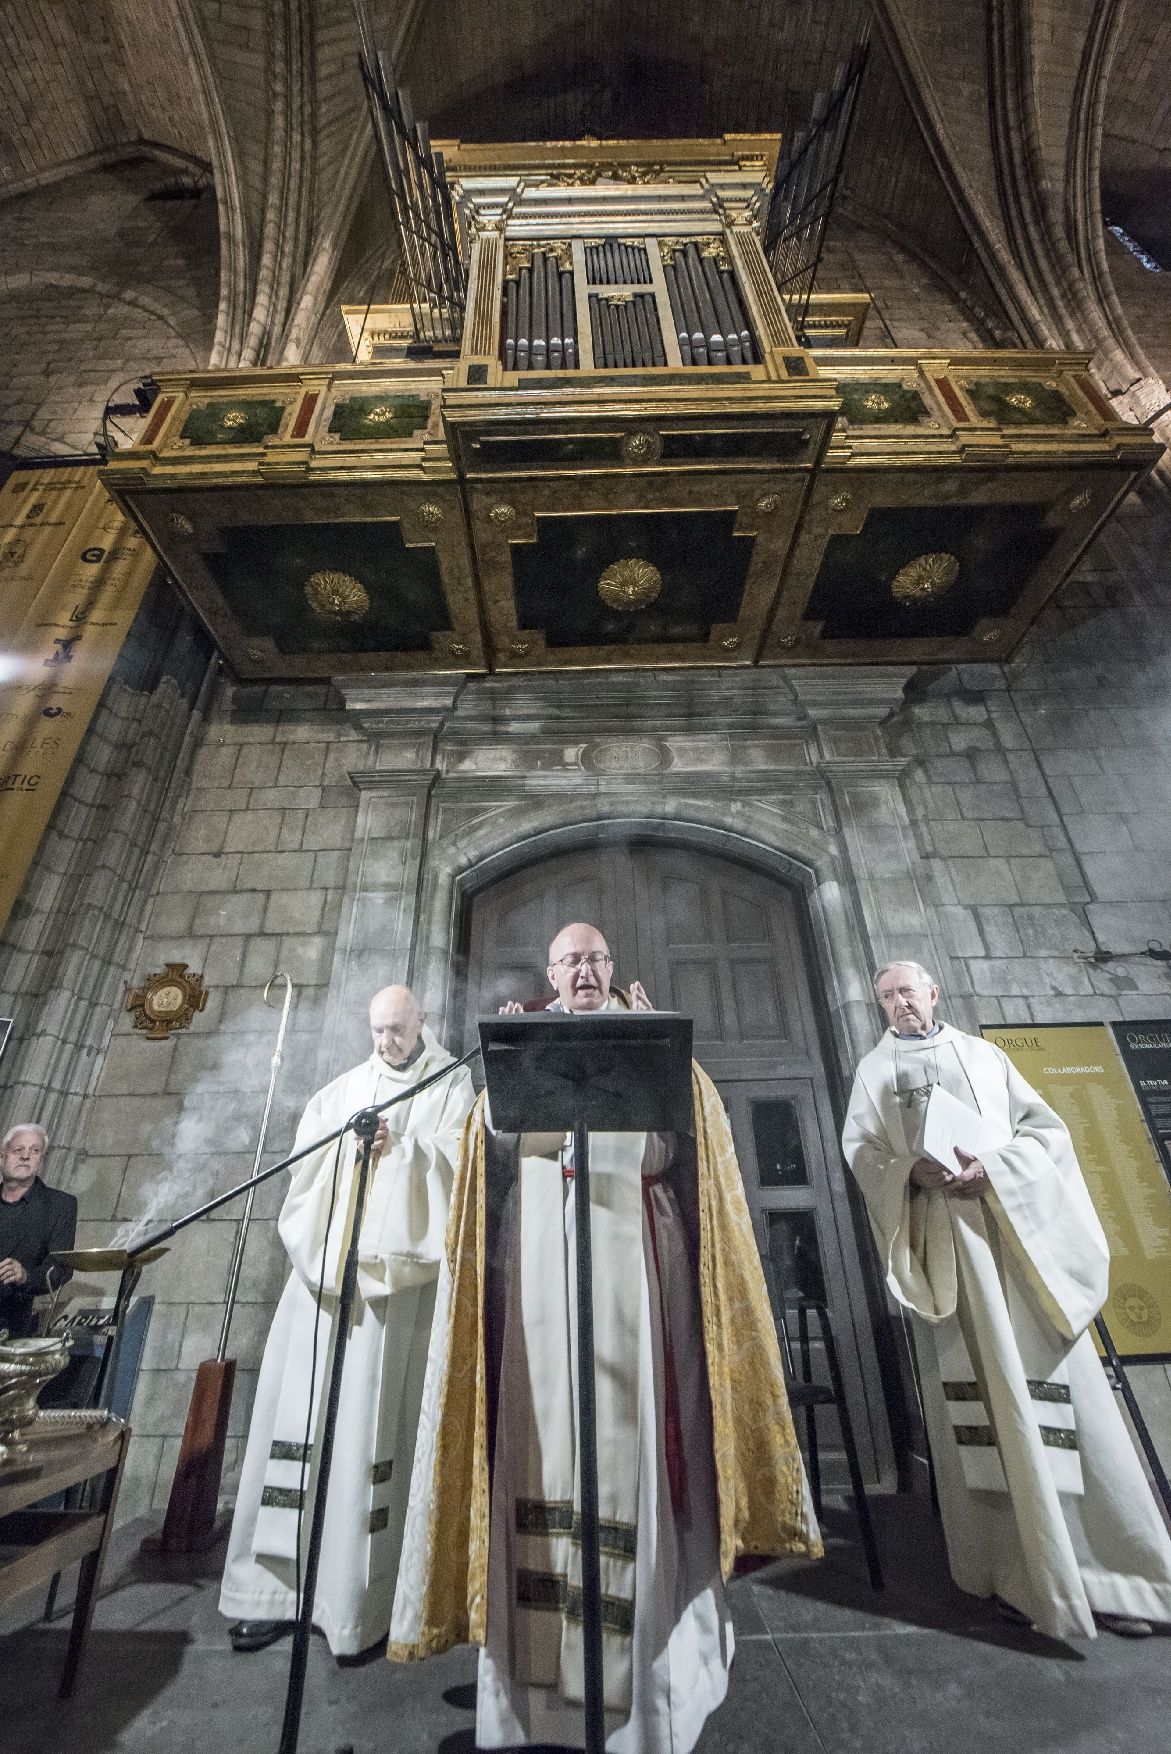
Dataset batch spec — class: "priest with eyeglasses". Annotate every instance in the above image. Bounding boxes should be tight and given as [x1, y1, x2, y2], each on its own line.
[389, 921, 820, 1753]
[842, 960, 1171, 1641]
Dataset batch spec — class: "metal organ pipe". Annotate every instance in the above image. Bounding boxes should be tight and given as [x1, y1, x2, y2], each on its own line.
[699, 252, 741, 365]
[503, 250, 582, 371]
[721, 270, 754, 363]
[546, 253, 562, 368]
[663, 261, 692, 364]
[503, 237, 752, 370]
[562, 270, 577, 368]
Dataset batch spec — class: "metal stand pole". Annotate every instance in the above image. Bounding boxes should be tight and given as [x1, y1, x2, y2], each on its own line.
[572, 1120, 606, 1754]
[92, 1263, 141, 1413]
[218, 974, 293, 1362]
[1095, 1313, 1171, 1522]
[277, 1108, 380, 1754]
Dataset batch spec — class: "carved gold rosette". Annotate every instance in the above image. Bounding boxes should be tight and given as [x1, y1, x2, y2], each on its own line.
[597, 557, 663, 612]
[890, 551, 960, 604]
[304, 569, 370, 620]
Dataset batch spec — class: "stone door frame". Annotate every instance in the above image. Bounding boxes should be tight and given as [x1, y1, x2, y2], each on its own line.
[316, 668, 962, 1486]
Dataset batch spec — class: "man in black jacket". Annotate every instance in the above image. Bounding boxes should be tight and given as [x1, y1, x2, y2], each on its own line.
[0, 1123, 76, 1338]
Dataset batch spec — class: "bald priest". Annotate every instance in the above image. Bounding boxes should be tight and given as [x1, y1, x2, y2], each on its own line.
[219, 985, 475, 1659]
[390, 923, 821, 1754]
[843, 960, 1171, 1642]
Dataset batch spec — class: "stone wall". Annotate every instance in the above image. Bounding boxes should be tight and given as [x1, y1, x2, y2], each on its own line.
[0, 155, 220, 457]
[69, 683, 364, 1516]
[818, 219, 993, 350]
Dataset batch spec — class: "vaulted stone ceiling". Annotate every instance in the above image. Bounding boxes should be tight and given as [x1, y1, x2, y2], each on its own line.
[2, 0, 1167, 458]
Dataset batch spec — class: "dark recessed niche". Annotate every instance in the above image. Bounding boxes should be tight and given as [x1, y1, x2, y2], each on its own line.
[511, 508, 752, 646]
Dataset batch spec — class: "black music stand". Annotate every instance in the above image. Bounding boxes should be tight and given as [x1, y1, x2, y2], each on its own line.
[479, 1010, 694, 1754]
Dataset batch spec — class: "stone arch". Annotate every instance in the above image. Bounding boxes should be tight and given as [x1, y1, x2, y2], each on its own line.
[408, 799, 883, 1097]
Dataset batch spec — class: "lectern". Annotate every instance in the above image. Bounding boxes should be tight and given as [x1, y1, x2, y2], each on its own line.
[479, 1010, 694, 1754]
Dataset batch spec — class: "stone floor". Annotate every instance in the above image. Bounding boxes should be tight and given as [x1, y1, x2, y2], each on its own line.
[4, 1495, 1170, 1754]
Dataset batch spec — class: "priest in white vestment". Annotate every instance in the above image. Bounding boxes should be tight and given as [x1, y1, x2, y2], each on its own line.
[219, 984, 475, 1658]
[390, 922, 820, 1753]
[842, 960, 1171, 1641]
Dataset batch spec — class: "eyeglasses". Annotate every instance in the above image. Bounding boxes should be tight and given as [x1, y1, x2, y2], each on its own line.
[549, 951, 612, 971]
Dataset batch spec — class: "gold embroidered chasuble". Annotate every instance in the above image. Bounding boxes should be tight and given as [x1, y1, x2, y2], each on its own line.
[389, 1062, 820, 1663]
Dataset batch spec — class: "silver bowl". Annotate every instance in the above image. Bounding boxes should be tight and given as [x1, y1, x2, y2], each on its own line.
[0, 1334, 73, 1464]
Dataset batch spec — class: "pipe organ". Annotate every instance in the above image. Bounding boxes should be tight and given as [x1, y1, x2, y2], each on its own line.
[102, 134, 1161, 681]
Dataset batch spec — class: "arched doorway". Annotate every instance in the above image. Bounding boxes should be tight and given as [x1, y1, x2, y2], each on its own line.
[459, 835, 895, 1487]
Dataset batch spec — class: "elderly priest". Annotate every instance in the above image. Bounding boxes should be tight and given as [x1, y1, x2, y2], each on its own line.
[843, 960, 1171, 1641]
[390, 922, 820, 1753]
[219, 984, 475, 1659]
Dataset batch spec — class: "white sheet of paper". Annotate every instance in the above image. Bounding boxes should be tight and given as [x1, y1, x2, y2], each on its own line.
[923, 1083, 1010, 1175]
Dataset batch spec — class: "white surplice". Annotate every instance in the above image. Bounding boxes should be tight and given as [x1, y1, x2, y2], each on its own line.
[391, 1006, 735, 1752]
[843, 1021, 1171, 1639]
[475, 1135, 733, 1754]
[218, 1028, 474, 1655]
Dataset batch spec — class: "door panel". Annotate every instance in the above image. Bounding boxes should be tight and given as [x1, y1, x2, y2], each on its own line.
[717, 1075, 885, 1482]
[632, 848, 814, 1069]
[466, 849, 638, 1018]
[460, 837, 893, 1485]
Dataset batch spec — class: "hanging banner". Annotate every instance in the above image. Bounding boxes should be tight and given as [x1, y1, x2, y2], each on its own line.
[981, 1023, 1171, 1360]
[0, 466, 157, 935]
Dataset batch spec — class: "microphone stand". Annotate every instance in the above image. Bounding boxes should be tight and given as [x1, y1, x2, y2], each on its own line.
[86, 1044, 479, 1754]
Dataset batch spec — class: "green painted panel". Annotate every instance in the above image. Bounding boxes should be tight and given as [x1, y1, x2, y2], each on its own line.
[327, 393, 431, 442]
[512, 509, 751, 647]
[807, 500, 1059, 640]
[180, 399, 285, 446]
[962, 378, 1076, 426]
[205, 519, 450, 655]
[837, 380, 929, 426]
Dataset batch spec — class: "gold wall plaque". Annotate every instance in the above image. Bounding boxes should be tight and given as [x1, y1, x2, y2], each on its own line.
[304, 569, 370, 620]
[125, 962, 208, 1041]
[598, 557, 663, 611]
[890, 551, 960, 604]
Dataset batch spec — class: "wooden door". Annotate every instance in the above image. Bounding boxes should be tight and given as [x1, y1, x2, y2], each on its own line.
[460, 838, 892, 1485]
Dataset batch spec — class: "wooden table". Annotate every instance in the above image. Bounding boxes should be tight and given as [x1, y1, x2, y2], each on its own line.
[0, 1414, 129, 1697]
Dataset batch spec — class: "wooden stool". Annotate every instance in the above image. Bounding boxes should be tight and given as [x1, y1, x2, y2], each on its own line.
[780, 1298, 884, 1592]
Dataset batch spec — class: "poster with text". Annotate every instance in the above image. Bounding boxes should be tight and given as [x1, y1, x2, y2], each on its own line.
[1111, 1021, 1171, 1166]
[982, 1023, 1171, 1359]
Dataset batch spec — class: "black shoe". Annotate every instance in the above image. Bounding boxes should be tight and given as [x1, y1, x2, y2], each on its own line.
[229, 1618, 295, 1652]
[1095, 1612, 1153, 1638]
[335, 1637, 388, 1668]
[993, 1595, 1033, 1628]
